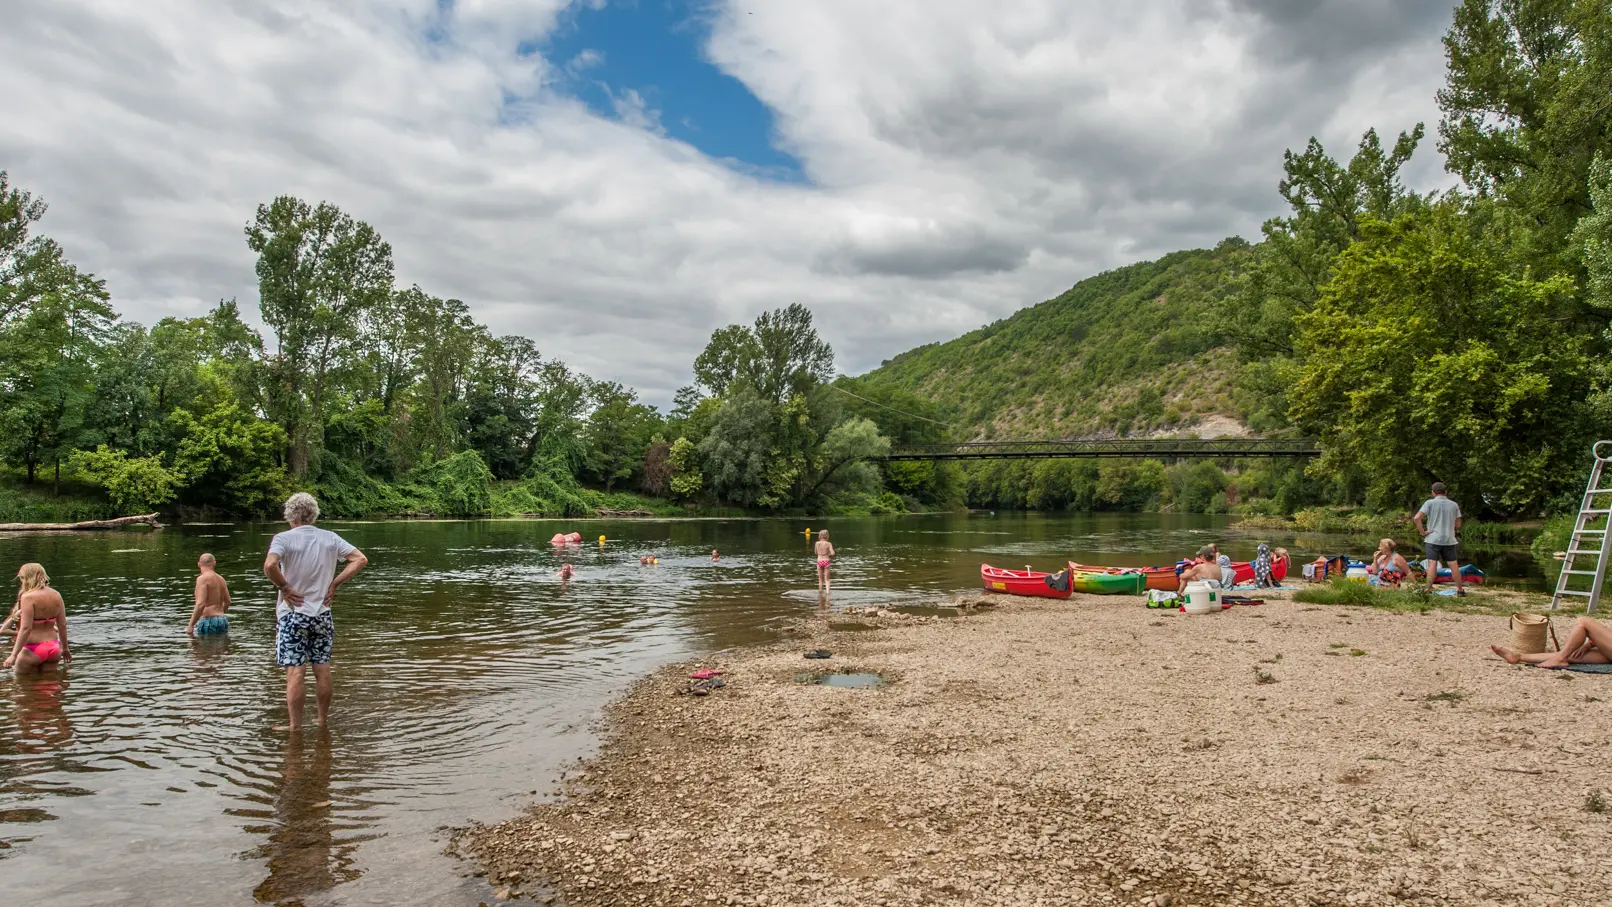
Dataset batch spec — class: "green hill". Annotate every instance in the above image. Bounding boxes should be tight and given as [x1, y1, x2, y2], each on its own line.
[857, 242, 1256, 440]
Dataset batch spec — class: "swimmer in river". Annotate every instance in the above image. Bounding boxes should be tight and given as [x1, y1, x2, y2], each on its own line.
[4, 563, 70, 673]
[814, 530, 835, 594]
[559, 563, 575, 581]
[187, 553, 232, 637]
[711, 549, 720, 562]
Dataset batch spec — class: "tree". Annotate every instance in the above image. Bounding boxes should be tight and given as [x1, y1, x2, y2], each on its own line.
[1288, 200, 1600, 515]
[68, 445, 183, 513]
[582, 382, 661, 491]
[1219, 126, 1427, 361]
[797, 417, 890, 504]
[1575, 154, 1612, 311]
[692, 324, 757, 397]
[692, 304, 834, 404]
[169, 402, 290, 515]
[1439, 0, 1612, 277]
[463, 334, 542, 479]
[0, 262, 114, 487]
[245, 196, 394, 474]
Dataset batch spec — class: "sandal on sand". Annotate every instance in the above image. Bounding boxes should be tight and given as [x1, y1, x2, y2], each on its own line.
[804, 649, 832, 659]
[690, 669, 724, 679]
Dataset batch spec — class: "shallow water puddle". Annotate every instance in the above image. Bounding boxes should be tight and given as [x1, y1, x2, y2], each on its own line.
[818, 673, 886, 689]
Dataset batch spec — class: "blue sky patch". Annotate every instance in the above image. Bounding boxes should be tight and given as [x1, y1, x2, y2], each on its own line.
[540, 0, 803, 181]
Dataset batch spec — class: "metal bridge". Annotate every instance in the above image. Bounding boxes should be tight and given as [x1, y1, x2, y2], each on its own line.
[883, 437, 1321, 462]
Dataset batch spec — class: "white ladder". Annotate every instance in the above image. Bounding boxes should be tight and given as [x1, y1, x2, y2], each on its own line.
[1551, 441, 1612, 613]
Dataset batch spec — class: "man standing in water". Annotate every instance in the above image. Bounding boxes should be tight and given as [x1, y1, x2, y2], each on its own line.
[264, 493, 368, 730]
[187, 553, 232, 637]
[1414, 482, 1465, 596]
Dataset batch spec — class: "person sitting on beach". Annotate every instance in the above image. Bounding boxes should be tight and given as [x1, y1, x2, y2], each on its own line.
[1253, 543, 1275, 588]
[187, 553, 232, 637]
[1369, 539, 1410, 588]
[1491, 615, 1612, 668]
[4, 563, 70, 673]
[1216, 552, 1235, 588]
[1177, 559, 1222, 593]
[815, 530, 835, 594]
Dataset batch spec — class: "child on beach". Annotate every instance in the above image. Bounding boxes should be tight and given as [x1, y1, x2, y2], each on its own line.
[814, 531, 835, 594]
[187, 553, 232, 637]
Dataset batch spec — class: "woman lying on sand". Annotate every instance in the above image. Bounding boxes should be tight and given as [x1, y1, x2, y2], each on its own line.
[1491, 615, 1611, 668]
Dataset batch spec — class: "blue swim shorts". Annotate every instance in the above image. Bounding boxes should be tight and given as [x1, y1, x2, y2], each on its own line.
[195, 615, 230, 635]
[275, 611, 334, 667]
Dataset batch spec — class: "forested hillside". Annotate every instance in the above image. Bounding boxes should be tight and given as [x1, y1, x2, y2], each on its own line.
[860, 243, 1256, 440]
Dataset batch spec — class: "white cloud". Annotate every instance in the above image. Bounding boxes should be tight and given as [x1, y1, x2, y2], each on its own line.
[0, 0, 1454, 406]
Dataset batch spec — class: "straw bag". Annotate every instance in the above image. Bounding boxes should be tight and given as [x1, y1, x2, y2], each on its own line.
[1509, 612, 1559, 655]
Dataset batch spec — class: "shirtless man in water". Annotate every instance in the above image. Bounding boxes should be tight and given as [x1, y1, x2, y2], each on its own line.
[1491, 615, 1612, 668]
[187, 553, 232, 637]
[815, 530, 835, 594]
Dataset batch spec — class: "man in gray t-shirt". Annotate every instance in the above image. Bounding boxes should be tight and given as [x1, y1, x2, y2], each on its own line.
[1414, 482, 1464, 595]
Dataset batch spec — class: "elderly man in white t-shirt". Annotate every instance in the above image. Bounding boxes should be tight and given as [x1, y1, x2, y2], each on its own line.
[263, 492, 368, 730]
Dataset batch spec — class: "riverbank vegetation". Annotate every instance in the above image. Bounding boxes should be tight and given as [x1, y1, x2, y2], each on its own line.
[0, 179, 948, 520]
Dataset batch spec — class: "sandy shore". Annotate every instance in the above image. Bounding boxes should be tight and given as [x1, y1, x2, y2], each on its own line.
[457, 592, 1612, 907]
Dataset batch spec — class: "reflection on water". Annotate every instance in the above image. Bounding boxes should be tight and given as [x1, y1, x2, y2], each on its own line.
[249, 731, 358, 905]
[0, 513, 1545, 905]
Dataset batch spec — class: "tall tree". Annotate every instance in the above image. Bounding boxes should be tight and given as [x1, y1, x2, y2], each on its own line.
[1439, 0, 1612, 277]
[245, 196, 393, 474]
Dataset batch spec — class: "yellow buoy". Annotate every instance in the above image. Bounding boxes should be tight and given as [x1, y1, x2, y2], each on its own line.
[804, 527, 812, 536]
[598, 535, 607, 544]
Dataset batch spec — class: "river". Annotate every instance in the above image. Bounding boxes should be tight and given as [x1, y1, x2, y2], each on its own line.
[0, 513, 1544, 906]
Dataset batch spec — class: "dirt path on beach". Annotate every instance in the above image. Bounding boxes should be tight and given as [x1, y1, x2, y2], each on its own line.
[458, 594, 1612, 907]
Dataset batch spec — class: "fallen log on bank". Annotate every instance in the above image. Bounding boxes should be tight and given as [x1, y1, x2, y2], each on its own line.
[595, 508, 655, 518]
[0, 513, 162, 532]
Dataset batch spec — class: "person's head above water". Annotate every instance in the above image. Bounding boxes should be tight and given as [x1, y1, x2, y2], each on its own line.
[198, 553, 217, 571]
[15, 562, 49, 596]
[283, 492, 320, 526]
[559, 563, 574, 577]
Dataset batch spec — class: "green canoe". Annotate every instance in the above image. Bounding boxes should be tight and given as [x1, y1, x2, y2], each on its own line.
[1069, 569, 1146, 595]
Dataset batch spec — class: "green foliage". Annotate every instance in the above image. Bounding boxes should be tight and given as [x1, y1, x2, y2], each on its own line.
[67, 445, 183, 513]
[1531, 513, 1577, 582]
[1293, 579, 1444, 613]
[246, 195, 394, 475]
[409, 450, 495, 516]
[171, 402, 290, 515]
[667, 436, 703, 501]
[857, 247, 1247, 440]
[1439, 0, 1612, 275]
[0, 482, 119, 523]
[1576, 154, 1612, 312]
[1288, 200, 1601, 515]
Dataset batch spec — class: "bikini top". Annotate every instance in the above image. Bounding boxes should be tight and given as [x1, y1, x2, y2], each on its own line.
[29, 615, 56, 625]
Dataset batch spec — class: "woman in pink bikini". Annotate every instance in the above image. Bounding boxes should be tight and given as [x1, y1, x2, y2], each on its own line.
[814, 530, 835, 594]
[4, 563, 70, 673]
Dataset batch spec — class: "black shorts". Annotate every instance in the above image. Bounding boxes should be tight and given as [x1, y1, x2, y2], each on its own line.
[1424, 542, 1461, 563]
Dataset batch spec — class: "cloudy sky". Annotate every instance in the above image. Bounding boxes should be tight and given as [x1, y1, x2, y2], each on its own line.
[0, 0, 1456, 406]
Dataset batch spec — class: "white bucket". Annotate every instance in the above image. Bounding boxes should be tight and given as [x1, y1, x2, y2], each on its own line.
[1345, 566, 1371, 582]
[1183, 580, 1221, 614]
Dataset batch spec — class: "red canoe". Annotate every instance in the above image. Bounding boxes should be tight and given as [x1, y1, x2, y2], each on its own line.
[1071, 556, 1290, 591]
[981, 563, 1074, 599]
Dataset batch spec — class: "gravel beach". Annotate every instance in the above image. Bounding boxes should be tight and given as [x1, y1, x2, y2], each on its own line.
[458, 592, 1612, 907]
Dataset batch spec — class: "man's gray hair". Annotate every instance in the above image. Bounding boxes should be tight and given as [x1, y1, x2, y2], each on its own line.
[284, 492, 320, 525]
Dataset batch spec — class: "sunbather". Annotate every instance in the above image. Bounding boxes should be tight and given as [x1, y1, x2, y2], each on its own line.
[1490, 615, 1611, 668]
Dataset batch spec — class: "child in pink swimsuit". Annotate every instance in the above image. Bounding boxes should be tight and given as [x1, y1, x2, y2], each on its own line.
[814, 531, 835, 594]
